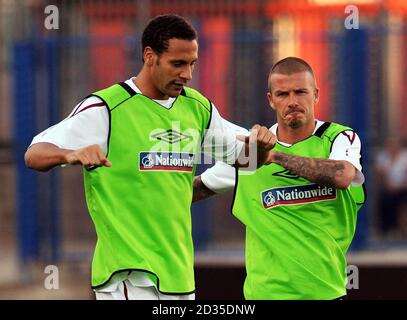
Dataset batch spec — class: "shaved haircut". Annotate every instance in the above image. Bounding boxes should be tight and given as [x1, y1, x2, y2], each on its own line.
[270, 57, 315, 76]
[268, 57, 317, 90]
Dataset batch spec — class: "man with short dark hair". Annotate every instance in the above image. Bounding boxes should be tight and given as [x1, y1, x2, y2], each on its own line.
[194, 57, 366, 300]
[24, 14, 275, 300]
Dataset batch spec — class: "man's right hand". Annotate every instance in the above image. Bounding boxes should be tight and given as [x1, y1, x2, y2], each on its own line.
[65, 144, 112, 169]
[236, 124, 276, 169]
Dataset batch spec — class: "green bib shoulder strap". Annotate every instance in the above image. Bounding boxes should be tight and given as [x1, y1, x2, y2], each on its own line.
[315, 121, 353, 141]
[92, 82, 137, 111]
[181, 87, 212, 113]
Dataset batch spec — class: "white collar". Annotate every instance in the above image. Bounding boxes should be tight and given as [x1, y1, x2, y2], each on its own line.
[125, 77, 175, 108]
[270, 120, 325, 146]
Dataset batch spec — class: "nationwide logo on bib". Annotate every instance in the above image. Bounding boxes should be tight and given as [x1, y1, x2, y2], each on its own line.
[261, 184, 336, 209]
[139, 152, 194, 172]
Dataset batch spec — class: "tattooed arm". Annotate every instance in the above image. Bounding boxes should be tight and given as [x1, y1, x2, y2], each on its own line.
[193, 176, 217, 202]
[270, 151, 356, 189]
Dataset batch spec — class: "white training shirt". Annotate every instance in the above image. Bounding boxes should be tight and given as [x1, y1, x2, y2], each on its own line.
[201, 120, 365, 193]
[30, 77, 244, 298]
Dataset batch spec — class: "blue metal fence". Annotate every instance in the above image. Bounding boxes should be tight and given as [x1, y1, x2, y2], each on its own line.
[12, 42, 40, 264]
[12, 40, 61, 265]
[335, 28, 369, 250]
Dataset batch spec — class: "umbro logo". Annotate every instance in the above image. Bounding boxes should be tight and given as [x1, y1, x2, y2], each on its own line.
[151, 129, 190, 144]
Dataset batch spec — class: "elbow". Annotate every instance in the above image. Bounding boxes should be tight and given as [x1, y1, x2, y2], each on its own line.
[335, 179, 352, 190]
[24, 149, 34, 169]
[24, 148, 48, 172]
[334, 161, 355, 189]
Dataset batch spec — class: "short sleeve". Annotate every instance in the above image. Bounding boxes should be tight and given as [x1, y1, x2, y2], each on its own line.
[201, 104, 245, 164]
[329, 131, 365, 185]
[200, 119, 247, 193]
[201, 161, 236, 193]
[30, 96, 109, 154]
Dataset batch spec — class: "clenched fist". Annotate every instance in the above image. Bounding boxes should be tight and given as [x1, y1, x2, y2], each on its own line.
[237, 124, 276, 169]
[65, 144, 112, 169]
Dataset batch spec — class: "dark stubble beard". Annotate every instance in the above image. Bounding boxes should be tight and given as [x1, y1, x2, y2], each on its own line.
[287, 118, 303, 129]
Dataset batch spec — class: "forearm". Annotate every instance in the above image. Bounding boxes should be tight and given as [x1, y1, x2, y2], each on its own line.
[235, 145, 271, 169]
[271, 151, 355, 189]
[192, 176, 217, 202]
[24, 142, 71, 172]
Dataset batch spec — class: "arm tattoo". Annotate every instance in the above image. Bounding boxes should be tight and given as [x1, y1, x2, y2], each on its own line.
[272, 151, 346, 188]
[192, 176, 217, 202]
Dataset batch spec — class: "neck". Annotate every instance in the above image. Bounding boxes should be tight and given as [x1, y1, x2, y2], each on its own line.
[134, 68, 169, 100]
[276, 120, 316, 144]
